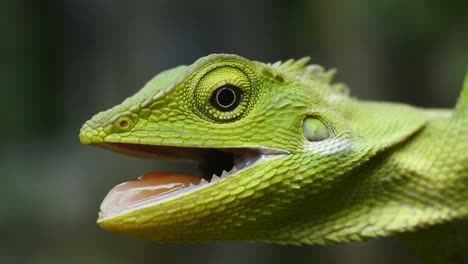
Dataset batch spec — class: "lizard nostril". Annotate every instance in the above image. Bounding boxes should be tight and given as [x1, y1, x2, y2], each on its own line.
[114, 117, 134, 132]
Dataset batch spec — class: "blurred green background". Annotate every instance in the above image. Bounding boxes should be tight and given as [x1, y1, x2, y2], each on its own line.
[1, 0, 467, 263]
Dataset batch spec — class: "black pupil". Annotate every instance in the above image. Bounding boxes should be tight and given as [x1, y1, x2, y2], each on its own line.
[211, 85, 242, 112]
[217, 88, 235, 107]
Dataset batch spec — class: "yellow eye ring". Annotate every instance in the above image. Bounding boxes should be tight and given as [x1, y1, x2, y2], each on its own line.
[191, 65, 257, 123]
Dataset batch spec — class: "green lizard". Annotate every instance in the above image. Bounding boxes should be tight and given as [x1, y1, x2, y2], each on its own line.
[79, 54, 468, 263]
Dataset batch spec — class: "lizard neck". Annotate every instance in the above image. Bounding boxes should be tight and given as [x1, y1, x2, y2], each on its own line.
[270, 109, 468, 244]
[373, 109, 468, 229]
[393, 111, 468, 261]
[388, 110, 468, 210]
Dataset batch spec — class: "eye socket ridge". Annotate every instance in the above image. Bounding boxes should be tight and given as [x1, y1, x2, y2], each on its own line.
[210, 84, 243, 112]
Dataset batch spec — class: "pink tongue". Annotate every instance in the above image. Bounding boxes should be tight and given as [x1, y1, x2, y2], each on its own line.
[100, 172, 201, 214]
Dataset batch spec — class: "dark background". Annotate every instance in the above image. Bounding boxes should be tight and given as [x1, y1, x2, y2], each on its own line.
[1, 1, 467, 263]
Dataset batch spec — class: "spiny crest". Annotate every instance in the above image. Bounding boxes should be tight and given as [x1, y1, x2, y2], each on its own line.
[269, 57, 349, 96]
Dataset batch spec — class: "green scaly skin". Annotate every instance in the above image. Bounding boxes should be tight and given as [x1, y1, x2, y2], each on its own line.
[79, 54, 468, 263]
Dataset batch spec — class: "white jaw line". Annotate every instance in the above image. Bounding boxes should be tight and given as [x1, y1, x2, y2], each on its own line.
[304, 138, 352, 155]
[98, 150, 287, 221]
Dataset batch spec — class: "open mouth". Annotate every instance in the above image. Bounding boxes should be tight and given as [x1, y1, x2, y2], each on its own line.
[95, 143, 284, 220]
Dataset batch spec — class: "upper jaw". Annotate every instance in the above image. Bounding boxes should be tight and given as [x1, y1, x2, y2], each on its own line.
[93, 142, 288, 181]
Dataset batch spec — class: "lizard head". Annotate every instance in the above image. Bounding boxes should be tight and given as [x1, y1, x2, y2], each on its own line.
[79, 54, 427, 244]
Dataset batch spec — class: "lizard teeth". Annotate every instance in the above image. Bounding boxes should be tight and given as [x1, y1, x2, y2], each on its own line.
[209, 170, 230, 183]
[200, 178, 209, 185]
[211, 174, 221, 182]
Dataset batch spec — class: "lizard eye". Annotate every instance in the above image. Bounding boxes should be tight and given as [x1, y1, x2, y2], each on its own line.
[191, 63, 258, 123]
[210, 85, 243, 112]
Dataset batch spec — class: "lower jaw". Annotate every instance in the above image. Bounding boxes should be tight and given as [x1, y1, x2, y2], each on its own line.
[98, 166, 239, 221]
[93, 142, 286, 220]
